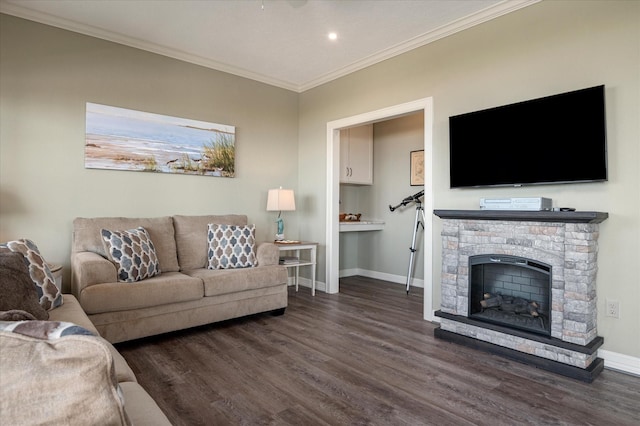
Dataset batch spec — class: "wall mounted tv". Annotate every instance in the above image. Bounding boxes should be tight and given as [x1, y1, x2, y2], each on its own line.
[449, 85, 607, 188]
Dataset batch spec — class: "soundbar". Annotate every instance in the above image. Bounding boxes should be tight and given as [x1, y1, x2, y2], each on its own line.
[480, 197, 552, 211]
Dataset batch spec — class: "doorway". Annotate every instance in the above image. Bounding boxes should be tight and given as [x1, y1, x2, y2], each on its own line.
[325, 97, 434, 321]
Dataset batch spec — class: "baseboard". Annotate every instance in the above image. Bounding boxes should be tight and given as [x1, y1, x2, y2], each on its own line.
[339, 268, 424, 288]
[599, 349, 640, 377]
[287, 277, 327, 294]
[296, 268, 421, 293]
[339, 268, 359, 278]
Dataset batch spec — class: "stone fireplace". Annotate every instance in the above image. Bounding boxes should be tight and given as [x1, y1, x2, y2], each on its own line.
[433, 210, 608, 382]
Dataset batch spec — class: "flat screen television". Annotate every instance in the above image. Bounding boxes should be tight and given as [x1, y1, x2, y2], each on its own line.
[449, 85, 607, 188]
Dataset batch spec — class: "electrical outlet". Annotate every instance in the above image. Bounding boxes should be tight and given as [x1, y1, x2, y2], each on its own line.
[605, 299, 620, 318]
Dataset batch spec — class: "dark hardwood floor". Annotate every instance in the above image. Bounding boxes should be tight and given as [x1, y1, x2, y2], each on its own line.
[117, 276, 640, 425]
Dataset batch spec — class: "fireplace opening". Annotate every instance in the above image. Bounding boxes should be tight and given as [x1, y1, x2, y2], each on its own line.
[469, 254, 551, 336]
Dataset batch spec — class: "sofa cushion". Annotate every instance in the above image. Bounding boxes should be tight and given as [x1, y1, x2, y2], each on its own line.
[0, 330, 130, 426]
[0, 252, 49, 320]
[48, 294, 137, 383]
[207, 223, 257, 269]
[73, 217, 180, 273]
[101, 227, 161, 282]
[47, 294, 100, 334]
[119, 382, 172, 426]
[0, 239, 63, 311]
[186, 264, 288, 297]
[173, 214, 248, 271]
[80, 272, 204, 314]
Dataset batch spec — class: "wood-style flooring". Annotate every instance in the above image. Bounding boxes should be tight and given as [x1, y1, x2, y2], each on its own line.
[116, 276, 640, 425]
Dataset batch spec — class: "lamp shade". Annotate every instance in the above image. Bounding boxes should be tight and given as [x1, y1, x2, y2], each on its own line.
[266, 188, 296, 211]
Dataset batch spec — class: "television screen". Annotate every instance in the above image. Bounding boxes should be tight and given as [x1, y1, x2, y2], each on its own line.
[449, 85, 607, 188]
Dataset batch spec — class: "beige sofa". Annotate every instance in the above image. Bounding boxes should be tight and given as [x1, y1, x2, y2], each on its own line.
[1, 247, 171, 424]
[1, 295, 171, 425]
[1, 215, 286, 425]
[71, 214, 288, 343]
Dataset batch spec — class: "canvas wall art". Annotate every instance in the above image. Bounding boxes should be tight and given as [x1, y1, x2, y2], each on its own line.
[85, 103, 235, 177]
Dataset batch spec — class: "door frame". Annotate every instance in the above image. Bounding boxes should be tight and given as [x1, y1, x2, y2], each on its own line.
[325, 97, 435, 320]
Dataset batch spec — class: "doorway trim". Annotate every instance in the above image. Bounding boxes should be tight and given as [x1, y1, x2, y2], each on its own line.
[325, 97, 434, 321]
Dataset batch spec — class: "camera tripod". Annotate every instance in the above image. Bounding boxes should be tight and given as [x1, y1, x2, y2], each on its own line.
[389, 190, 425, 294]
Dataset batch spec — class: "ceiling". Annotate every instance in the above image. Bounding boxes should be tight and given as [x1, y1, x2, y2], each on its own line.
[0, 0, 538, 92]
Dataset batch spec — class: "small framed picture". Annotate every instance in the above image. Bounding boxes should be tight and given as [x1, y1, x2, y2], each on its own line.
[410, 150, 424, 186]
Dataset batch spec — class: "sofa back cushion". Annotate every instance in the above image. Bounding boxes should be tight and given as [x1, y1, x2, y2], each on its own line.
[73, 217, 179, 273]
[173, 215, 247, 270]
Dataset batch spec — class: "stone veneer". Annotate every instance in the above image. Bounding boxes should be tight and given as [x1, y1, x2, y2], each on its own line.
[433, 210, 607, 373]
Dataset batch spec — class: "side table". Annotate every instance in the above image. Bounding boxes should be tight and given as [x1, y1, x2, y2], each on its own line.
[274, 241, 318, 296]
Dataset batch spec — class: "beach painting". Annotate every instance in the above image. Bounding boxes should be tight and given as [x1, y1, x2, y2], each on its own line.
[85, 103, 235, 177]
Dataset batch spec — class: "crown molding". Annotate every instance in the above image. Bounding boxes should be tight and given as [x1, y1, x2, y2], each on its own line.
[1, 0, 540, 93]
[0, 1, 301, 91]
[298, 0, 541, 92]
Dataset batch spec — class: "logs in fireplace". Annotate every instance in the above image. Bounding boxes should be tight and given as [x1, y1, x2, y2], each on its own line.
[469, 254, 551, 336]
[480, 293, 540, 316]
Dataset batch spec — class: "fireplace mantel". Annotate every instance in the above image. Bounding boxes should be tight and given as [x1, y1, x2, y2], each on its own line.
[434, 209, 608, 223]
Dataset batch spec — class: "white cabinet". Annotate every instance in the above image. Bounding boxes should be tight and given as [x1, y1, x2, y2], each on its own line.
[340, 124, 373, 185]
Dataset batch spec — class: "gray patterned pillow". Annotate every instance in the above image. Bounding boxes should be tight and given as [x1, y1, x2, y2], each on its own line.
[207, 224, 256, 269]
[0, 239, 63, 311]
[100, 227, 161, 282]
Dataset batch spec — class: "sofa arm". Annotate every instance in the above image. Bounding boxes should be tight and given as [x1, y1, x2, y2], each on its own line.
[71, 251, 117, 297]
[256, 242, 279, 266]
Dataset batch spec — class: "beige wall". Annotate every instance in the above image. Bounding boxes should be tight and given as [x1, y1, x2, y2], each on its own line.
[0, 14, 300, 289]
[299, 1, 639, 357]
[1, 1, 638, 359]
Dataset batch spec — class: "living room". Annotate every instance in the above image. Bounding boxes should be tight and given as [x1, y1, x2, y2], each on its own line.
[1, 0, 638, 422]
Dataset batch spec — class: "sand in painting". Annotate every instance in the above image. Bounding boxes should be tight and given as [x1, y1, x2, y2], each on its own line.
[85, 134, 206, 174]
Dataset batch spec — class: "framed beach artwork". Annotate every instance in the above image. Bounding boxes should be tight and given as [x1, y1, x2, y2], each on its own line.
[85, 103, 235, 177]
[410, 149, 424, 186]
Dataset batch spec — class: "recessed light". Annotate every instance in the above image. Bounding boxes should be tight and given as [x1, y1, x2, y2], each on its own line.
[328, 32, 338, 41]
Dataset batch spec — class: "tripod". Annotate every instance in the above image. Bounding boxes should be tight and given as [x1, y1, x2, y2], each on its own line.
[389, 190, 425, 294]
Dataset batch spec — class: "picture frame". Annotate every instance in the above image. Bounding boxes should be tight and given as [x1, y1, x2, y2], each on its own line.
[410, 149, 424, 186]
[85, 103, 235, 177]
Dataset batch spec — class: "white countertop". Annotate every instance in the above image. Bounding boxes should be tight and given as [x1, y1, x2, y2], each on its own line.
[339, 220, 385, 232]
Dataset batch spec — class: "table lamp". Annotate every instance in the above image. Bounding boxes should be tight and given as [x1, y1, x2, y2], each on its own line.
[266, 187, 296, 241]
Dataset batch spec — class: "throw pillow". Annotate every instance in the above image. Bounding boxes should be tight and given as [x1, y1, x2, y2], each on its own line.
[0, 252, 49, 320]
[207, 223, 257, 269]
[0, 239, 63, 311]
[100, 226, 161, 282]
